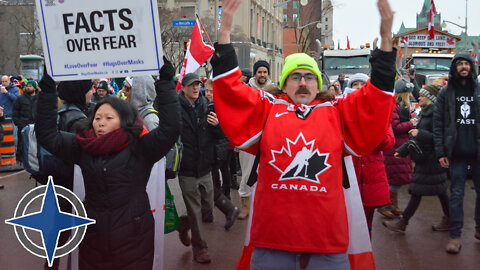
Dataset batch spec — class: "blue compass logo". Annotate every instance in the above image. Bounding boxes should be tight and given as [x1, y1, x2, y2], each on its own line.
[5, 177, 95, 267]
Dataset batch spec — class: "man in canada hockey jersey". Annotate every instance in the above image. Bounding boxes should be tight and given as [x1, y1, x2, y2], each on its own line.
[212, 0, 396, 269]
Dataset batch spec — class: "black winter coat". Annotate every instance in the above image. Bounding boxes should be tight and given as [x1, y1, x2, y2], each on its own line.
[433, 52, 480, 161]
[12, 93, 37, 132]
[35, 81, 180, 270]
[178, 92, 220, 178]
[397, 105, 448, 196]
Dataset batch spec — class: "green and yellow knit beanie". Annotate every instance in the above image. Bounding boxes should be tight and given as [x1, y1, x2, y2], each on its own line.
[279, 53, 323, 90]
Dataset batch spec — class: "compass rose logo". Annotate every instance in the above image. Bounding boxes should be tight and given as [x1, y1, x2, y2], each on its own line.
[5, 177, 95, 267]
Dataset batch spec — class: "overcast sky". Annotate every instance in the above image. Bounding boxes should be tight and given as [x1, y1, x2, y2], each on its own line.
[332, 0, 479, 49]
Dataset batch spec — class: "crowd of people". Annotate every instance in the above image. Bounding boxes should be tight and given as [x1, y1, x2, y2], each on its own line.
[0, 0, 479, 269]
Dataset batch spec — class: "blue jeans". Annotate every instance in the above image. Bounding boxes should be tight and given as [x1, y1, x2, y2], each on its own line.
[449, 159, 480, 238]
[251, 247, 350, 270]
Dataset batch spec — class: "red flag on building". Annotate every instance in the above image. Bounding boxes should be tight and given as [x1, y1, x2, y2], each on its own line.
[176, 18, 215, 92]
[347, 36, 351, 49]
[428, 0, 436, 40]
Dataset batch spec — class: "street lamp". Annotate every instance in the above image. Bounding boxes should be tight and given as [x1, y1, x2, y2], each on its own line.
[441, 0, 468, 51]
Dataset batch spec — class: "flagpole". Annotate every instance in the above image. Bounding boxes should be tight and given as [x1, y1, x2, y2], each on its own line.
[196, 14, 214, 47]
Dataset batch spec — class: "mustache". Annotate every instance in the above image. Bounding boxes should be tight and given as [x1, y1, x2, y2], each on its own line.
[295, 87, 310, 95]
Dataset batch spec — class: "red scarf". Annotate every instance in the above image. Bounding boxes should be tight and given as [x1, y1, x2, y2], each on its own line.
[76, 128, 131, 156]
[76, 125, 149, 156]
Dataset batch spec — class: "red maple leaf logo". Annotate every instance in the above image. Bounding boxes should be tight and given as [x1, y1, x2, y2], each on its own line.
[269, 133, 331, 184]
[400, 36, 409, 44]
[446, 37, 455, 45]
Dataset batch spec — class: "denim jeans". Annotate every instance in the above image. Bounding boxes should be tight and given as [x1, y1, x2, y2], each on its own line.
[251, 248, 350, 270]
[449, 159, 480, 238]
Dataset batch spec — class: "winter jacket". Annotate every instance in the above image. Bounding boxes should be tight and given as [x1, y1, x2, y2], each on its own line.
[0, 83, 19, 117]
[129, 76, 159, 131]
[384, 103, 414, 186]
[337, 79, 348, 92]
[178, 91, 220, 178]
[211, 43, 396, 253]
[35, 79, 180, 270]
[433, 52, 480, 161]
[397, 105, 448, 196]
[353, 127, 395, 207]
[247, 76, 274, 90]
[12, 93, 37, 132]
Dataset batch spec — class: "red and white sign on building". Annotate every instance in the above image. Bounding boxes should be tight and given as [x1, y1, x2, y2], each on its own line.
[398, 34, 456, 48]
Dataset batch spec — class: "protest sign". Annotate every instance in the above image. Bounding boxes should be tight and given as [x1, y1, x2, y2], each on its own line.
[35, 0, 164, 81]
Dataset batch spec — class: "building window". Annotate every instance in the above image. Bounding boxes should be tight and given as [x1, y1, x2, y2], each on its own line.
[262, 16, 265, 42]
[251, 9, 254, 36]
[325, 17, 328, 22]
[293, 0, 298, 9]
[293, 14, 298, 23]
[181, 6, 195, 19]
[283, 14, 287, 23]
[325, 24, 328, 30]
[283, 2, 288, 9]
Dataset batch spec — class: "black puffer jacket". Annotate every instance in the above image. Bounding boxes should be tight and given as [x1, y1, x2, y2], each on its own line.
[35, 78, 180, 270]
[397, 105, 448, 196]
[433, 52, 480, 160]
[12, 93, 37, 132]
[178, 92, 220, 178]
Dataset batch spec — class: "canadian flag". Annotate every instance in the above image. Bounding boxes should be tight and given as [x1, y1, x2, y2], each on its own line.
[428, 0, 436, 40]
[176, 18, 215, 91]
[234, 156, 376, 270]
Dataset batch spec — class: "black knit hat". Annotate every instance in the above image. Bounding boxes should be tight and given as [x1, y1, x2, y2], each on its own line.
[419, 84, 441, 103]
[57, 80, 93, 110]
[253, 60, 270, 75]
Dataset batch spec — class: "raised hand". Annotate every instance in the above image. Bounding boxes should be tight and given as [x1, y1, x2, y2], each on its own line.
[378, 0, 394, 52]
[218, 0, 243, 44]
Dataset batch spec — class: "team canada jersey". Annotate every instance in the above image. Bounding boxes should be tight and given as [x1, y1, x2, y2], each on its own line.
[212, 48, 395, 253]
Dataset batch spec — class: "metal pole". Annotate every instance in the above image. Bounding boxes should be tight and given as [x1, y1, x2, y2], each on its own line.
[465, 0, 468, 51]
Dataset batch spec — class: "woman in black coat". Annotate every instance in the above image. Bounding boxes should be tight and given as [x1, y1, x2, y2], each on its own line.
[383, 84, 449, 233]
[35, 66, 180, 270]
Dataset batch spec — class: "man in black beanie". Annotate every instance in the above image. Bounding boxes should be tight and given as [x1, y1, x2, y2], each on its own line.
[433, 51, 480, 254]
[249, 60, 273, 90]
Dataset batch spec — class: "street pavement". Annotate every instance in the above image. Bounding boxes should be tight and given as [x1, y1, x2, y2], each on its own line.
[1, 170, 479, 270]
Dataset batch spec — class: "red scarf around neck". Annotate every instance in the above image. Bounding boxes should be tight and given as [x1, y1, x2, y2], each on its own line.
[76, 127, 132, 156]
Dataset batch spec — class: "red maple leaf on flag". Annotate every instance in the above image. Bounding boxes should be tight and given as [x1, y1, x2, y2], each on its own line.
[268, 133, 331, 184]
[400, 36, 409, 44]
